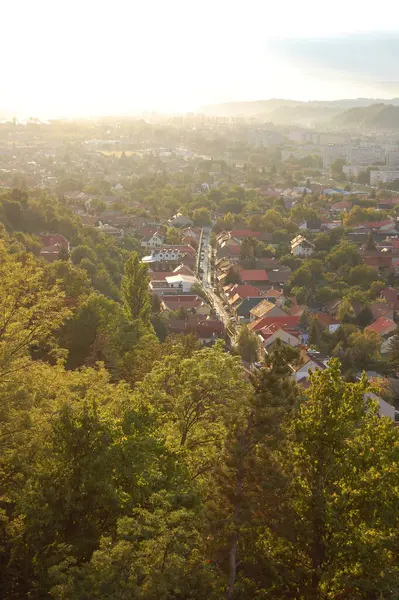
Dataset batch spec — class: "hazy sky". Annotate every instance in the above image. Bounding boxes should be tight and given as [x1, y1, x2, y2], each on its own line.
[1, 0, 399, 117]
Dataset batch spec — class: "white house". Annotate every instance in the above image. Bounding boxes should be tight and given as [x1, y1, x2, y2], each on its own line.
[290, 235, 315, 257]
[260, 328, 301, 349]
[142, 248, 183, 264]
[165, 274, 198, 293]
[140, 231, 165, 249]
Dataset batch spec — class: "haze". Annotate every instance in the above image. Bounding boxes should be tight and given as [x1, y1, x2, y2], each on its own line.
[2, 0, 399, 118]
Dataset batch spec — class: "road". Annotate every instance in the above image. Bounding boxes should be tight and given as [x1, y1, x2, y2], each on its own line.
[199, 227, 232, 329]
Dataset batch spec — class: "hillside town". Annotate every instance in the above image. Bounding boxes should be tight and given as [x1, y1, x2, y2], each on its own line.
[2, 117, 399, 422]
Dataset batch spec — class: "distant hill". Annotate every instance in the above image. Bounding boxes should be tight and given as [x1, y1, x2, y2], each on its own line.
[332, 103, 399, 129]
[200, 98, 399, 125]
[199, 99, 300, 118]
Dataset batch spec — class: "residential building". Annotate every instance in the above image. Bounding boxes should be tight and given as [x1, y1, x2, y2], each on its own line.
[234, 297, 265, 323]
[370, 169, 399, 185]
[164, 274, 198, 293]
[239, 269, 269, 288]
[365, 317, 397, 338]
[248, 315, 300, 332]
[290, 235, 315, 257]
[258, 324, 301, 350]
[140, 231, 165, 249]
[161, 295, 210, 315]
[249, 300, 287, 322]
[40, 233, 70, 262]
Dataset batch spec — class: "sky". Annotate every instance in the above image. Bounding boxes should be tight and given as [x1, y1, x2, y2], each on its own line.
[1, 0, 399, 117]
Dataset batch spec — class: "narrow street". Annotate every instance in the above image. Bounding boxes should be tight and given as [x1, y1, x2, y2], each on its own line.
[199, 227, 234, 332]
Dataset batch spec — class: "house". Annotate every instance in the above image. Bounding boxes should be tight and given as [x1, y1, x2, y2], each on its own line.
[217, 241, 241, 261]
[290, 235, 315, 257]
[161, 295, 210, 315]
[293, 352, 330, 382]
[312, 313, 341, 333]
[167, 316, 224, 344]
[249, 300, 287, 322]
[140, 231, 165, 249]
[267, 267, 292, 285]
[330, 200, 351, 213]
[143, 245, 196, 266]
[225, 284, 262, 301]
[143, 248, 183, 265]
[40, 234, 70, 262]
[234, 297, 265, 323]
[248, 315, 300, 332]
[381, 336, 395, 355]
[258, 324, 301, 350]
[263, 288, 286, 307]
[167, 213, 193, 228]
[182, 227, 201, 241]
[365, 317, 397, 338]
[381, 287, 399, 308]
[164, 274, 198, 293]
[229, 229, 272, 242]
[97, 223, 124, 237]
[361, 250, 393, 271]
[370, 301, 394, 322]
[239, 269, 269, 288]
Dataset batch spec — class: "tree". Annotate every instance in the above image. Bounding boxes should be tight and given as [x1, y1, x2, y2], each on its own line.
[0, 240, 70, 382]
[330, 157, 346, 177]
[121, 252, 151, 327]
[225, 266, 242, 285]
[240, 236, 257, 260]
[388, 327, 399, 370]
[308, 317, 326, 349]
[327, 241, 361, 270]
[279, 361, 399, 599]
[236, 325, 259, 363]
[214, 341, 301, 600]
[193, 207, 211, 226]
[347, 264, 379, 289]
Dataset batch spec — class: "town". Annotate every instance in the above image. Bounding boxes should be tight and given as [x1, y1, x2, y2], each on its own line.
[2, 114, 399, 418]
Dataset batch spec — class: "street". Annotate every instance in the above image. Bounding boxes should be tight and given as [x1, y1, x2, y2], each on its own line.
[199, 227, 232, 329]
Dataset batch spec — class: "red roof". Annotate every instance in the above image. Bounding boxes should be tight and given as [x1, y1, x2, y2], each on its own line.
[365, 317, 396, 335]
[162, 296, 204, 311]
[381, 287, 399, 305]
[362, 220, 395, 229]
[227, 284, 262, 299]
[265, 288, 283, 298]
[40, 234, 69, 248]
[249, 315, 300, 332]
[229, 229, 261, 238]
[239, 269, 269, 282]
[313, 313, 340, 327]
[258, 323, 300, 340]
[137, 226, 159, 237]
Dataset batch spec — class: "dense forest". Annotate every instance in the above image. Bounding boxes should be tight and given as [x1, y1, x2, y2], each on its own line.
[0, 184, 399, 599]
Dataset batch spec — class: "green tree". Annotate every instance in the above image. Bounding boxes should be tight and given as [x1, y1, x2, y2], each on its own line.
[236, 325, 259, 363]
[193, 207, 211, 226]
[121, 252, 151, 326]
[280, 361, 399, 599]
[330, 157, 346, 177]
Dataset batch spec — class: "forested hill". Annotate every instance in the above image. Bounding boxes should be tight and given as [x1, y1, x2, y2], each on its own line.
[200, 97, 399, 127]
[332, 103, 399, 129]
